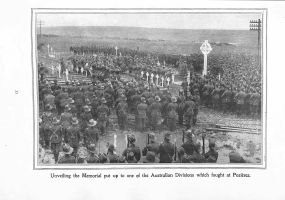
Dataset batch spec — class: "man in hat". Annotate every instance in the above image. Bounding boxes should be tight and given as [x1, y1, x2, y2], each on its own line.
[229, 151, 246, 163]
[41, 104, 56, 148]
[76, 141, 88, 164]
[158, 133, 175, 163]
[61, 104, 73, 135]
[141, 151, 160, 163]
[211, 86, 221, 110]
[65, 117, 81, 157]
[142, 133, 160, 156]
[184, 99, 195, 129]
[188, 143, 205, 163]
[221, 88, 231, 113]
[122, 134, 141, 163]
[234, 89, 246, 116]
[44, 89, 55, 108]
[177, 95, 186, 126]
[167, 96, 178, 131]
[116, 95, 128, 130]
[107, 144, 119, 163]
[55, 89, 69, 115]
[181, 130, 195, 156]
[84, 119, 99, 146]
[130, 92, 141, 114]
[58, 143, 76, 164]
[249, 90, 261, 118]
[98, 153, 108, 163]
[148, 96, 162, 131]
[49, 117, 63, 163]
[96, 97, 110, 135]
[87, 143, 99, 163]
[67, 98, 77, 116]
[80, 105, 92, 131]
[136, 97, 148, 132]
[204, 142, 218, 163]
[175, 147, 186, 163]
[192, 89, 200, 125]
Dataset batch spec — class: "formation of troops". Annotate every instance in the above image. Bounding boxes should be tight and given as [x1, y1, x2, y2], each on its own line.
[38, 45, 261, 164]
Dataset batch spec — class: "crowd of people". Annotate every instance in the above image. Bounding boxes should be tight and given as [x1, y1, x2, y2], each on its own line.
[67, 45, 261, 117]
[38, 44, 261, 164]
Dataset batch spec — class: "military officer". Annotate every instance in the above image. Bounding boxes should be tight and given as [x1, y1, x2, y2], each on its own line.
[96, 98, 110, 135]
[142, 132, 160, 156]
[136, 97, 148, 132]
[58, 143, 76, 164]
[158, 133, 175, 163]
[50, 117, 63, 163]
[122, 134, 141, 163]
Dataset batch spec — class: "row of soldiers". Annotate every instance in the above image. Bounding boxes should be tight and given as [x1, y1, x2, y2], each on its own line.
[41, 130, 246, 164]
[40, 130, 220, 164]
[182, 76, 261, 118]
[39, 75, 203, 163]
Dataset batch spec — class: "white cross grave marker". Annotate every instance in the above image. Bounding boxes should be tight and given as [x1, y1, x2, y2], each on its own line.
[200, 40, 212, 76]
[167, 77, 170, 86]
[65, 68, 69, 81]
[146, 72, 149, 82]
[156, 74, 159, 85]
[150, 73, 154, 83]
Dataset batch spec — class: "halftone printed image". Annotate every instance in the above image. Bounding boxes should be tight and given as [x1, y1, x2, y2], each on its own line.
[32, 9, 266, 168]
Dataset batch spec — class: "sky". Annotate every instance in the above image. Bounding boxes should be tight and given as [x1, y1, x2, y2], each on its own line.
[37, 13, 262, 30]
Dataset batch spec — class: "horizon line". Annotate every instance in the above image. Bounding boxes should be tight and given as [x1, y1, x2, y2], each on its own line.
[41, 25, 250, 31]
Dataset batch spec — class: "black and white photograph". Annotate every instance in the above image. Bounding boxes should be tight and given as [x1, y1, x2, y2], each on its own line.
[33, 9, 266, 168]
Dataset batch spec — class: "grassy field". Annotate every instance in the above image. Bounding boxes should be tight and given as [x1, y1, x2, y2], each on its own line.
[38, 26, 259, 56]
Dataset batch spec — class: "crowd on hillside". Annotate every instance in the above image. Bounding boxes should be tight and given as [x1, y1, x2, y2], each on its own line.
[38, 44, 261, 164]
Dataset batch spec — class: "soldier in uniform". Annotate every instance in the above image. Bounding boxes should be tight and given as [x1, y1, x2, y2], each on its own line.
[56, 89, 69, 115]
[192, 89, 200, 126]
[188, 143, 205, 163]
[90, 95, 100, 120]
[142, 133, 160, 156]
[148, 96, 162, 131]
[84, 119, 99, 146]
[65, 117, 81, 157]
[68, 98, 77, 116]
[211, 86, 220, 110]
[177, 95, 185, 126]
[141, 151, 160, 163]
[181, 130, 195, 156]
[130, 92, 141, 114]
[80, 105, 93, 131]
[44, 89, 55, 108]
[41, 104, 56, 148]
[184, 99, 195, 129]
[107, 144, 119, 163]
[136, 97, 148, 132]
[86, 143, 99, 163]
[50, 117, 63, 163]
[122, 134, 141, 163]
[60, 105, 73, 136]
[249, 89, 261, 118]
[167, 96, 178, 131]
[58, 143, 76, 164]
[221, 88, 231, 113]
[229, 151, 246, 163]
[235, 89, 246, 116]
[204, 142, 218, 163]
[116, 95, 128, 130]
[96, 98, 110, 135]
[158, 133, 175, 163]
